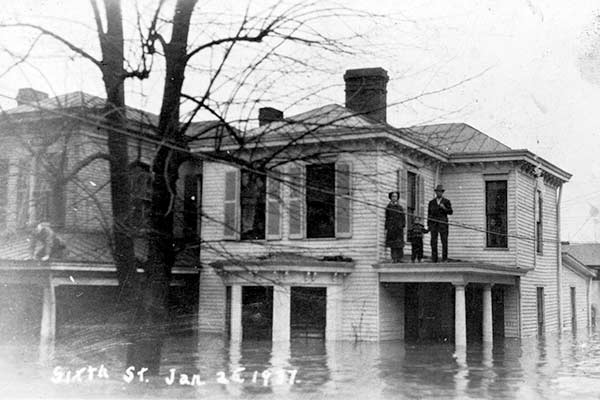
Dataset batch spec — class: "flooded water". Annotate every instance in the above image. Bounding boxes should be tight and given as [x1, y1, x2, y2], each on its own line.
[1, 328, 600, 399]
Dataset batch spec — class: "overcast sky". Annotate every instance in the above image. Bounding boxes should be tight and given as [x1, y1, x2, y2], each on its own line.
[1, 0, 600, 242]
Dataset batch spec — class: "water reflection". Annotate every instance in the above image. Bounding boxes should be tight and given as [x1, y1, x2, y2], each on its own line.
[1, 329, 600, 399]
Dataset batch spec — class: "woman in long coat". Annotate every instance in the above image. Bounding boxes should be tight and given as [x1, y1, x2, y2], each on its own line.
[385, 191, 406, 262]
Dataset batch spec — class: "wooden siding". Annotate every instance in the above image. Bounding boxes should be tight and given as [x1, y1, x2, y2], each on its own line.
[376, 150, 436, 261]
[379, 283, 404, 340]
[592, 281, 600, 317]
[503, 284, 520, 338]
[200, 151, 384, 340]
[517, 171, 560, 337]
[0, 121, 158, 233]
[440, 164, 517, 265]
[561, 266, 590, 331]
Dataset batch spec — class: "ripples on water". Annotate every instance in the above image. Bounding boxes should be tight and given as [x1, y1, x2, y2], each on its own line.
[1, 328, 600, 399]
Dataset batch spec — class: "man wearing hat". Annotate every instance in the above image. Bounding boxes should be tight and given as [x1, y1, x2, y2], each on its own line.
[385, 191, 406, 263]
[427, 184, 453, 262]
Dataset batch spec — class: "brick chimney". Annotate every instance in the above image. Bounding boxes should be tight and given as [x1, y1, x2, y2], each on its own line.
[343, 67, 389, 122]
[16, 88, 49, 106]
[258, 107, 283, 126]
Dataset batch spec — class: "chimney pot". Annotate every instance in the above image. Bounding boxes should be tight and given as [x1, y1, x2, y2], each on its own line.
[258, 107, 284, 126]
[344, 67, 389, 122]
[16, 88, 49, 106]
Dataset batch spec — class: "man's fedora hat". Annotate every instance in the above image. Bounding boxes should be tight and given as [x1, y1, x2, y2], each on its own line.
[388, 191, 400, 200]
[434, 184, 445, 192]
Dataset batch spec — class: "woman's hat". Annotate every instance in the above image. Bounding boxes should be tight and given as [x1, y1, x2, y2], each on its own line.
[434, 184, 445, 192]
[388, 191, 400, 200]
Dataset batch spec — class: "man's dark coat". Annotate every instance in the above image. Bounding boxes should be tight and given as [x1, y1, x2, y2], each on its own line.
[427, 197, 453, 231]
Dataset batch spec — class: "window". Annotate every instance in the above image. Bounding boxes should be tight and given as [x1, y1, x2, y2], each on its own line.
[537, 287, 544, 337]
[0, 159, 8, 229]
[397, 167, 424, 229]
[536, 189, 543, 254]
[129, 162, 152, 230]
[287, 161, 352, 240]
[31, 152, 65, 227]
[223, 162, 350, 241]
[406, 171, 417, 228]
[306, 163, 335, 238]
[240, 170, 266, 240]
[16, 159, 30, 228]
[223, 168, 281, 241]
[486, 180, 508, 248]
[174, 162, 202, 241]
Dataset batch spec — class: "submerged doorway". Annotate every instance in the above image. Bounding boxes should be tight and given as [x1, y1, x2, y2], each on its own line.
[404, 283, 454, 342]
[242, 286, 273, 340]
[291, 287, 326, 339]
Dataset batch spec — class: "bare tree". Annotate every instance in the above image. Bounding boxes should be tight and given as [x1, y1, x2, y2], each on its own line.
[0, 0, 379, 372]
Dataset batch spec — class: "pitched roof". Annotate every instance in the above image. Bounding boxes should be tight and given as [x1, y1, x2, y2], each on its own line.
[562, 243, 600, 267]
[400, 123, 512, 154]
[244, 105, 511, 156]
[248, 104, 382, 138]
[3, 91, 158, 127]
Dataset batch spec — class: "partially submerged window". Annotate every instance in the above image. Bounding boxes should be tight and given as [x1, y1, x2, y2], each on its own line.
[486, 180, 508, 248]
[240, 170, 266, 240]
[306, 163, 335, 238]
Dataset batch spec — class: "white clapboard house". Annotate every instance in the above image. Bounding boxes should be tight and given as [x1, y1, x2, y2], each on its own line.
[195, 67, 593, 347]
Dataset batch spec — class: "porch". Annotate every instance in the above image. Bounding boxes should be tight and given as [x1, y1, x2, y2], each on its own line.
[0, 260, 199, 345]
[374, 260, 527, 349]
[211, 254, 355, 342]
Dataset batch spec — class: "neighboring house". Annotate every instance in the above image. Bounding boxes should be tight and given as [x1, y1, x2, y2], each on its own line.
[0, 89, 202, 341]
[196, 67, 576, 346]
[562, 242, 600, 329]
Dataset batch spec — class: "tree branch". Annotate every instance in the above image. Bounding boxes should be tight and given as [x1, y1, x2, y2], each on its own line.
[61, 151, 113, 183]
[185, 19, 278, 61]
[0, 23, 102, 67]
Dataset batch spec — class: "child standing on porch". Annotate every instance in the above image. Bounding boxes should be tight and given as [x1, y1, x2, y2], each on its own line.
[408, 217, 429, 262]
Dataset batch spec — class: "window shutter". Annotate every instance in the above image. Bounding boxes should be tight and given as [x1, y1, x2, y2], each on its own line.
[335, 161, 352, 238]
[397, 166, 407, 204]
[266, 171, 282, 240]
[416, 174, 425, 218]
[223, 170, 239, 239]
[288, 165, 303, 239]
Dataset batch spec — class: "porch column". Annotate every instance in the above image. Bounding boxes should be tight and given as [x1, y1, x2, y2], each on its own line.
[40, 280, 56, 345]
[482, 284, 493, 344]
[454, 283, 467, 349]
[326, 285, 342, 340]
[272, 285, 290, 342]
[230, 285, 243, 342]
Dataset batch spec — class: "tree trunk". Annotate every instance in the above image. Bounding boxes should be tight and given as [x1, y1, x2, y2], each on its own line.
[99, 0, 138, 302]
[126, 0, 197, 374]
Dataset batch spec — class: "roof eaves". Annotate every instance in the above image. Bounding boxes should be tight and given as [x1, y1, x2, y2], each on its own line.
[448, 150, 572, 182]
[562, 252, 597, 278]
